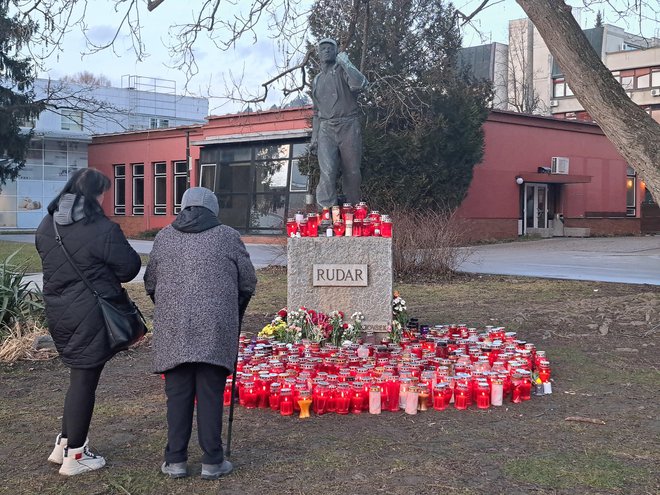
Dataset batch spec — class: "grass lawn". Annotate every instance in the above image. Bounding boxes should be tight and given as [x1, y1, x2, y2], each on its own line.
[1, 268, 659, 494]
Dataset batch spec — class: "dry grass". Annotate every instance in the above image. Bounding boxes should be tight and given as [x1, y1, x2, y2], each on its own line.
[0, 320, 56, 363]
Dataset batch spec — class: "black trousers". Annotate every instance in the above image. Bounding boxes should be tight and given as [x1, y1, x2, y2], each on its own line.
[164, 362, 229, 464]
[61, 364, 105, 448]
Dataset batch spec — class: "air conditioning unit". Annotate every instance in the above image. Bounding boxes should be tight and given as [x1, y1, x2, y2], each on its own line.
[651, 89, 660, 97]
[551, 156, 570, 175]
[549, 99, 559, 107]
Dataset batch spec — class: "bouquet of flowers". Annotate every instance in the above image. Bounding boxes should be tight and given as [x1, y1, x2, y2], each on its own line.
[389, 291, 409, 343]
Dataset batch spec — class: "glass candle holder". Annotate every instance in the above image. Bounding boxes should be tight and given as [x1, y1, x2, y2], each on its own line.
[368, 210, 381, 223]
[354, 202, 368, 220]
[369, 385, 382, 414]
[294, 210, 304, 224]
[306, 213, 319, 237]
[345, 220, 353, 237]
[313, 382, 328, 415]
[387, 377, 400, 412]
[286, 218, 298, 237]
[519, 370, 532, 401]
[381, 215, 392, 237]
[336, 383, 351, 415]
[362, 218, 373, 237]
[321, 207, 331, 221]
[418, 384, 430, 411]
[405, 386, 419, 415]
[243, 382, 258, 409]
[341, 203, 354, 221]
[331, 205, 341, 223]
[279, 388, 294, 416]
[433, 383, 449, 411]
[223, 378, 233, 406]
[490, 377, 503, 406]
[299, 218, 308, 237]
[454, 383, 469, 410]
[269, 382, 282, 411]
[350, 382, 365, 414]
[476, 382, 490, 409]
[333, 220, 346, 237]
[352, 219, 363, 237]
[298, 389, 312, 419]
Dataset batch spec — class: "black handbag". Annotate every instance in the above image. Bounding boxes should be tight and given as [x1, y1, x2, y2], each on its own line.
[53, 217, 147, 352]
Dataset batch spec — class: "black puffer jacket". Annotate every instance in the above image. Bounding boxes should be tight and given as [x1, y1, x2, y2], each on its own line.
[36, 207, 141, 368]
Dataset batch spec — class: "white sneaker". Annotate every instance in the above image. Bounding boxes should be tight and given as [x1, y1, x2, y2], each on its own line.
[48, 434, 67, 465]
[59, 445, 106, 476]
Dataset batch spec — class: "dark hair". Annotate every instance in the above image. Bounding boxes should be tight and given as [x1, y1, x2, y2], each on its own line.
[48, 168, 111, 222]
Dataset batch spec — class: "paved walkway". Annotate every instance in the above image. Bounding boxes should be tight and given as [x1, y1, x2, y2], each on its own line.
[5, 234, 660, 287]
[458, 236, 660, 285]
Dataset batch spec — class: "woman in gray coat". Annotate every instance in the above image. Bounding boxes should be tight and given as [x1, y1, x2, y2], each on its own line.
[144, 187, 257, 480]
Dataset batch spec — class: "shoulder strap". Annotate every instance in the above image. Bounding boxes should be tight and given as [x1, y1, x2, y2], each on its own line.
[52, 216, 99, 297]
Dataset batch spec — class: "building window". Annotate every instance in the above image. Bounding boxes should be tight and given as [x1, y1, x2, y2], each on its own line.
[552, 78, 565, 98]
[114, 165, 126, 215]
[626, 166, 636, 217]
[61, 110, 84, 131]
[150, 118, 170, 129]
[200, 164, 217, 191]
[132, 163, 144, 215]
[651, 68, 660, 88]
[173, 160, 188, 214]
[154, 162, 167, 215]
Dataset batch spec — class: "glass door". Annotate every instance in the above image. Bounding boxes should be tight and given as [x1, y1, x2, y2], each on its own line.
[524, 184, 548, 233]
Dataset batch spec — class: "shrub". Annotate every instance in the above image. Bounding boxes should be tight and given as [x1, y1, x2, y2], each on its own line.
[391, 206, 470, 281]
[0, 250, 44, 341]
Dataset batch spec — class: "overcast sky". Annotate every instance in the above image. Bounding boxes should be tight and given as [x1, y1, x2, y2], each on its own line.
[35, 0, 656, 114]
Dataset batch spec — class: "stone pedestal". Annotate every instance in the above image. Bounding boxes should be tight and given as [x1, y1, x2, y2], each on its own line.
[287, 237, 392, 335]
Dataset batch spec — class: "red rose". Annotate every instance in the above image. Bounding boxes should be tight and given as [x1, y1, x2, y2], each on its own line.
[342, 323, 349, 329]
[338, 311, 344, 319]
[278, 309, 288, 318]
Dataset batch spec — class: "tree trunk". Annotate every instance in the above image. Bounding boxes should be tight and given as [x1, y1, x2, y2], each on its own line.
[516, 0, 660, 200]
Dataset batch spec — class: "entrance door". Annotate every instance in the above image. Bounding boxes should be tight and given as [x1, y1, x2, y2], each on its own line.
[524, 184, 548, 233]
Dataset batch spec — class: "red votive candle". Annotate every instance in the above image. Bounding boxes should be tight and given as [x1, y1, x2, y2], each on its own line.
[381, 215, 392, 237]
[269, 382, 281, 411]
[223, 378, 233, 407]
[454, 384, 469, 410]
[476, 382, 490, 409]
[279, 388, 294, 416]
[313, 382, 328, 415]
[350, 382, 365, 414]
[333, 220, 346, 237]
[336, 384, 351, 415]
[286, 218, 297, 237]
[306, 213, 319, 237]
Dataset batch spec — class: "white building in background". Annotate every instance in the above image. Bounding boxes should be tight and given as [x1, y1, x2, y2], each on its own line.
[1, 76, 208, 229]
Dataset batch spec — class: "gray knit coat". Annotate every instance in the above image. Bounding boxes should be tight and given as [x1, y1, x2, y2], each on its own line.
[144, 224, 257, 373]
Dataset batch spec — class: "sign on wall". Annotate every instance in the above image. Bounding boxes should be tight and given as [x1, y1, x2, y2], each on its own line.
[312, 264, 368, 287]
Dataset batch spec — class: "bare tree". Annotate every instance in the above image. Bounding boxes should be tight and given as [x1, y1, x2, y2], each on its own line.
[9, 0, 660, 198]
[61, 71, 112, 87]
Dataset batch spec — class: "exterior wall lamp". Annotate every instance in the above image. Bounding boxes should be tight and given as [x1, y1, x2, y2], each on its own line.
[515, 176, 524, 185]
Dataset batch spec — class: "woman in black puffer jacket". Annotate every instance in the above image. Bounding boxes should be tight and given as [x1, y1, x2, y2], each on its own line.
[35, 168, 141, 476]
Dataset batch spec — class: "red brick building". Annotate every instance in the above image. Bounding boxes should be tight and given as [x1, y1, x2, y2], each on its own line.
[89, 107, 658, 239]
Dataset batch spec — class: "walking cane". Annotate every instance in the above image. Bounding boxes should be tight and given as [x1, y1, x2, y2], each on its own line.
[225, 294, 250, 459]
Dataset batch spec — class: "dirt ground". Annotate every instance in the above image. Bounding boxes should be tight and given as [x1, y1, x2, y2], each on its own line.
[1, 270, 658, 495]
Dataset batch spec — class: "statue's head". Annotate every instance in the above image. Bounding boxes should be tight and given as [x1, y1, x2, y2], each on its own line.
[317, 38, 337, 64]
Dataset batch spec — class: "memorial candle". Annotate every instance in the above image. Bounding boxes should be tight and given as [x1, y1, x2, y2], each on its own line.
[387, 377, 400, 412]
[418, 385, 430, 412]
[433, 383, 449, 411]
[335, 383, 351, 415]
[454, 384, 469, 410]
[511, 372, 523, 404]
[313, 382, 328, 415]
[405, 386, 419, 415]
[351, 382, 365, 414]
[369, 385, 382, 414]
[279, 388, 294, 416]
[269, 382, 282, 411]
[476, 382, 490, 409]
[519, 370, 532, 401]
[298, 390, 312, 419]
[490, 377, 503, 406]
[223, 378, 233, 406]
[243, 382, 258, 409]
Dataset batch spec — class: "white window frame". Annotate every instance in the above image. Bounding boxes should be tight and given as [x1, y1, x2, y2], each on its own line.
[132, 163, 144, 215]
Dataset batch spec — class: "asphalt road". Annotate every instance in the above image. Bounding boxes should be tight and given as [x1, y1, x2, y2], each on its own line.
[4, 234, 659, 286]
